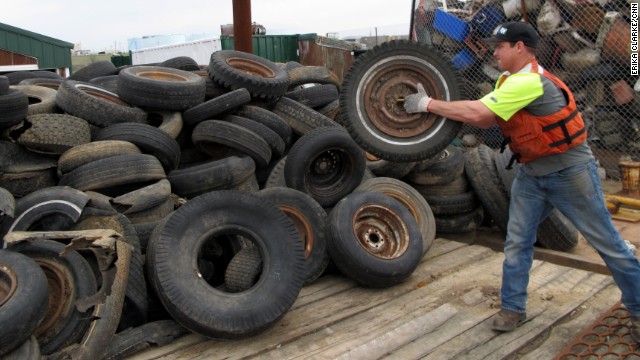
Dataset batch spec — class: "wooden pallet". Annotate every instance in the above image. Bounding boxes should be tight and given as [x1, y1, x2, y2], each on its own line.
[127, 237, 622, 360]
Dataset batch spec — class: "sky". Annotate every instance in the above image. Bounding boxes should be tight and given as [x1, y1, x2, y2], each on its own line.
[1, 0, 413, 52]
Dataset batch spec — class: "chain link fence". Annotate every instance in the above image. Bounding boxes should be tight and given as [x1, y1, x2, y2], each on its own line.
[411, 0, 638, 179]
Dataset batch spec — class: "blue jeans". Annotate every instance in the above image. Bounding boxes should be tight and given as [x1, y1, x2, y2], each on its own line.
[501, 160, 640, 317]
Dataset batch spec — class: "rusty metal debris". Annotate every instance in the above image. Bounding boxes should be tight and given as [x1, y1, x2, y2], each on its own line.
[554, 301, 639, 359]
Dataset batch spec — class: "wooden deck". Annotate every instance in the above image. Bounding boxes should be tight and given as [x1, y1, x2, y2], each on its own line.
[128, 236, 627, 360]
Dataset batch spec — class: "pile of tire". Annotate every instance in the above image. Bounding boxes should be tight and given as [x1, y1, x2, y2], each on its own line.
[0, 50, 435, 358]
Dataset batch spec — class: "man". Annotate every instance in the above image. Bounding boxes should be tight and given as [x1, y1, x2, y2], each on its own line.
[404, 21, 640, 339]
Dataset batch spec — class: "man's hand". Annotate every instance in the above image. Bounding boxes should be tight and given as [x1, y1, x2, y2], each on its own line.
[403, 83, 433, 113]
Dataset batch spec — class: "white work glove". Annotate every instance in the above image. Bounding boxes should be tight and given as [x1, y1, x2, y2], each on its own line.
[403, 83, 433, 113]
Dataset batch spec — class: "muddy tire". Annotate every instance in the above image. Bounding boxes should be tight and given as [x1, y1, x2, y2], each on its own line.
[58, 140, 141, 176]
[146, 191, 305, 339]
[256, 187, 330, 284]
[118, 66, 206, 110]
[0, 250, 49, 356]
[327, 191, 423, 287]
[340, 40, 463, 161]
[104, 320, 188, 360]
[94, 122, 181, 171]
[167, 156, 256, 199]
[224, 245, 263, 292]
[284, 127, 366, 207]
[8, 240, 97, 355]
[208, 50, 289, 99]
[55, 80, 147, 127]
[11, 84, 58, 115]
[464, 145, 510, 232]
[12, 113, 91, 155]
[0, 89, 28, 129]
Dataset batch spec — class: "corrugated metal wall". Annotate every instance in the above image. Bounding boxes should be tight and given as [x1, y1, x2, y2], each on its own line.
[0, 22, 73, 70]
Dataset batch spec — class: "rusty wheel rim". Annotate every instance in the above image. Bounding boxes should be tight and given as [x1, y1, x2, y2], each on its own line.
[227, 57, 277, 78]
[75, 83, 131, 107]
[279, 206, 314, 258]
[0, 265, 17, 307]
[34, 259, 76, 338]
[136, 70, 192, 82]
[352, 204, 409, 259]
[356, 55, 452, 142]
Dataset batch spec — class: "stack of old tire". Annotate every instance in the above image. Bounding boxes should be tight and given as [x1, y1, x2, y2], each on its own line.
[0, 50, 434, 359]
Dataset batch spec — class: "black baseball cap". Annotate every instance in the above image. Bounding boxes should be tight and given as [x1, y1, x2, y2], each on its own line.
[483, 22, 539, 49]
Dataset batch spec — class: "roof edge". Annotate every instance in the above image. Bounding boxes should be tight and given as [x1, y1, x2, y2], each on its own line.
[0, 22, 74, 48]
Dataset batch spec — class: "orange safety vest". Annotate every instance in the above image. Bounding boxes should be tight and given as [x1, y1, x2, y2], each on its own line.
[496, 61, 587, 166]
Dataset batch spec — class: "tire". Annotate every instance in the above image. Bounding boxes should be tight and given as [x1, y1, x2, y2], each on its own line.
[146, 191, 306, 339]
[0, 75, 9, 94]
[89, 75, 119, 94]
[0, 250, 49, 356]
[421, 191, 478, 216]
[0, 89, 28, 129]
[117, 66, 206, 110]
[182, 88, 251, 127]
[272, 97, 339, 135]
[264, 156, 288, 188]
[224, 115, 286, 158]
[287, 65, 341, 89]
[356, 177, 436, 254]
[69, 60, 117, 82]
[104, 320, 188, 360]
[17, 78, 63, 90]
[327, 191, 423, 287]
[435, 206, 485, 233]
[285, 84, 340, 109]
[111, 179, 172, 214]
[168, 156, 256, 199]
[145, 110, 183, 139]
[256, 187, 330, 284]
[411, 173, 470, 197]
[0, 168, 57, 198]
[208, 50, 290, 99]
[0, 336, 41, 360]
[3, 71, 36, 85]
[404, 145, 465, 185]
[8, 240, 97, 355]
[234, 105, 293, 146]
[0, 141, 57, 174]
[125, 196, 174, 224]
[58, 154, 167, 194]
[14, 113, 91, 155]
[340, 40, 463, 161]
[366, 155, 417, 179]
[5, 186, 89, 234]
[94, 122, 181, 171]
[55, 80, 147, 127]
[72, 213, 148, 332]
[11, 84, 58, 115]
[58, 140, 142, 176]
[0, 186, 15, 218]
[160, 56, 200, 71]
[464, 145, 510, 232]
[192, 120, 272, 168]
[284, 127, 366, 207]
[224, 245, 263, 292]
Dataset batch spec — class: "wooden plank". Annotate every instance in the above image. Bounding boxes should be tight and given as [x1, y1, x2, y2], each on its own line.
[138, 244, 496, 360]
[519, 283, 622, 359]
[393, 261, 571, 360]
[454, 271, 613, 359]
[264, 255, 505, 359]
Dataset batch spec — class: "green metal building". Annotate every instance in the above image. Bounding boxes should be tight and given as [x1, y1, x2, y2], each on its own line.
[0, 22, 73, 76]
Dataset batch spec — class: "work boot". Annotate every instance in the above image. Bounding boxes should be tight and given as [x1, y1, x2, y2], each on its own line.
[631, 316, 640, 344]
[491, 309, 526, 332]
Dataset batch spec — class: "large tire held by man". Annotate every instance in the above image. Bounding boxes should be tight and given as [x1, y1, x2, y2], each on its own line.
[327, 191, 423, 288]
[0, 250, 49, 356]
[340, 40, 463, 162]
[146, 191, 306, 339]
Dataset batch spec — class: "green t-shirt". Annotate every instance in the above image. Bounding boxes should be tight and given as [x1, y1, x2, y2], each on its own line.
[479, 72, 544, 121]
